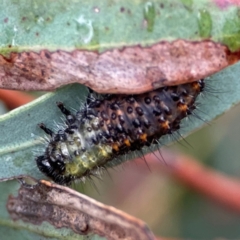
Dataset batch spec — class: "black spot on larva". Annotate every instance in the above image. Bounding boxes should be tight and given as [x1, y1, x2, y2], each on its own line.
[74, 150, 80, 156]
[111, 112, 117, 120]
[178, 98, 185, 105]
[116, 124, 123, 133]
[107, 124, 113, 130]
[66, 115, 75, 125]
[110, 103, 119, 110]
[103, 131, 111, 139]
[118, 115, 125, 124]
[127, 106, 133, 114]
[144, 97, 151, 104]
[100, 120, 104, 127]
[36, 79, 205, 185]
[126, 96, 135, 104]
[65, 127, 75, 134]
[162, 104, 171, 115]
[182, 89, 188, 96]
[158, 115, 165, 123]
[143, 119, 151, 129]
[101, 111, 109, 121]
[54, 130, 67, 141]
[92, 137, 99, 144]
[199, 81, 205, 91]
[132, 119, 141, 128]
[171, 93, 180, 101]
[153, 95, 160, 104]
[93, 99, 101, 108]
[153, 108, 161, 116]
[136, 107, 144, 116]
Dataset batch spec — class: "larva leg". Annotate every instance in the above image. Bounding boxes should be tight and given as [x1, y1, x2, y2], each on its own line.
[38, 123, 53, 137]
[57, 102, 75, 125]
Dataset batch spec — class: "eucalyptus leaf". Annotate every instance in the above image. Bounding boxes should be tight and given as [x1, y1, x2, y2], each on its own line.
[0, 0, 239, 54]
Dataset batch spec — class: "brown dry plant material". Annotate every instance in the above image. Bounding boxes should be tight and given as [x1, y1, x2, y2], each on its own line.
[0, 40, 238, 94]
[7, 179, 156, 240]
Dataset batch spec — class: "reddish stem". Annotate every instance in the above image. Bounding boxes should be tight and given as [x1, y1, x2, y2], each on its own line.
[0, 89, 35, 109]
[135, 149, 240, 212]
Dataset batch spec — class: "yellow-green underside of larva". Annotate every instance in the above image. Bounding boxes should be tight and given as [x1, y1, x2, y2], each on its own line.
[64, 143, 113, 177]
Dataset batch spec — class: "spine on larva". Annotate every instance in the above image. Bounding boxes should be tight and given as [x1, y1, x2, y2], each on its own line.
[36, 80, 204, 185]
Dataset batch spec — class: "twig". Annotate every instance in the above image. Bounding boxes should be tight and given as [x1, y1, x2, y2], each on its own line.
[0, 89, 34, 109]
[135, 149, 240, 212]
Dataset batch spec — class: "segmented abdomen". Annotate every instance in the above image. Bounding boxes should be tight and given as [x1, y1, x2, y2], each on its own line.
[36, 80, 204, 185]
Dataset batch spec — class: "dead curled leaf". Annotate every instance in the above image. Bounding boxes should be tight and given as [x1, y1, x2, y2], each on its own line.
[7, 180, 155, 240]
[0, 40, 239, 94]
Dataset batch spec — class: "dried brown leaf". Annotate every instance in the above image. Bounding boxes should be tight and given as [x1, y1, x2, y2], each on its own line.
[1, 40, 238, 94]
[7, 179, 155, 240]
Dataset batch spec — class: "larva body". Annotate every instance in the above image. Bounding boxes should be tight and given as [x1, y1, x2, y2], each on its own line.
[36, 80, 204, 185]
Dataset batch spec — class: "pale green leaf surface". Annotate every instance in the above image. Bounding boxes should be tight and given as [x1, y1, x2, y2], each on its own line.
[0, 0, 239, 54]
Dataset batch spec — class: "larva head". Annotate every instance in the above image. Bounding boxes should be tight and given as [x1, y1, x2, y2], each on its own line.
[36, 124, 85, 185]
[36, 143, 75, 185]
[36, 156, 74, 185]
[36, 121, 114, 185]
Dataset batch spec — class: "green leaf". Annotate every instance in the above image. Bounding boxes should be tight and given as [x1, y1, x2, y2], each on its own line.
[0, 0, 240, 54]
